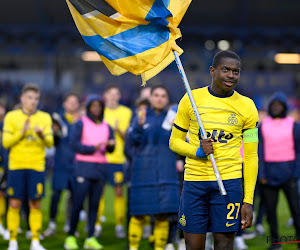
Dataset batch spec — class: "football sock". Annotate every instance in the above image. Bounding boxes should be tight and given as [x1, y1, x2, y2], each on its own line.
[128, 216, 144, 249]
[115, 196, 125, 225]
[144, 215, 151, 227]
[7, 207, 20, 241]
[29, 208, 42, 241]
[154, 219, 169, 250]
[0, 196, 6, 224]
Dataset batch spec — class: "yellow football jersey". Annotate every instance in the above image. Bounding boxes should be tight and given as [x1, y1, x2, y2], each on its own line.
[104, 105, 132, 164]
[173, 86, 258, 181]
[2, 109, 54, 172]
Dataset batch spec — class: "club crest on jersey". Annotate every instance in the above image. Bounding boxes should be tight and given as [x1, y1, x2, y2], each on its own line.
[179, 214, 186, 226]
[228, 113, 238, 125]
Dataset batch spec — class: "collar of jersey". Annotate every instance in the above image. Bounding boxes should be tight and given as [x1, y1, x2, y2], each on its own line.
[208, 86, 234, 98]
[21, 108, 38, 116]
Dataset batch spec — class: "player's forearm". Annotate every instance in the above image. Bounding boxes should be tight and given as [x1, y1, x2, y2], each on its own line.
[2, 132, 24, 149]
[243, 141, 258, 205]
[115, 128, 125, 140]
[169, 127, 198, 158]
[43, 134, 54, 148]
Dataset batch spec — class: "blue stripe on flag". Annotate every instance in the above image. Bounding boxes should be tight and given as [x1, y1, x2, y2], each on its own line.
[145, 0, 171, 27]
[82, 24, 169, 60]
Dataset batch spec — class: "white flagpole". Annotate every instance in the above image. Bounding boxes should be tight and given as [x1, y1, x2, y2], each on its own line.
[173, 51, 227, 196]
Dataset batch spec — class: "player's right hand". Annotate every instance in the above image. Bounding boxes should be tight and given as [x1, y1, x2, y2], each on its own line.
[138, 108, 147, 126]
[94, 142, 105, 151]
[259, 178, 267, 185]
[22, 118, 30, 135]
[200, 138, 214, 155]
[107, 139, 115, 147]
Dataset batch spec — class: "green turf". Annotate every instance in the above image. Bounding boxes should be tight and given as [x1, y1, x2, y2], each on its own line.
[0, 182, 299, 250]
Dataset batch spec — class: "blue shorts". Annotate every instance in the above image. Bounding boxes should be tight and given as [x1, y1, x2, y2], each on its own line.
[178, 178, 243, 234]
[6, 169, 45, 200]
[52, 170, 75, 191]
[108, 164, 124, 186]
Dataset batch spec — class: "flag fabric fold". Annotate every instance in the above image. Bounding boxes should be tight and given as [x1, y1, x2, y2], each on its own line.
[66, 0, 191, 84]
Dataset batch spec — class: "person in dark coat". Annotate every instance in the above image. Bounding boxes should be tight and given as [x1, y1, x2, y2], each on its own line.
[44, 93, 80, 237]
[259, 92, 300, 250]
[127, 85, 179, 250]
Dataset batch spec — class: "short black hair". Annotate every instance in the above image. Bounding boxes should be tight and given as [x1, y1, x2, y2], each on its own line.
[63, 93, 80, 102]
[212, 51, 241, 68]
[104, 84, 121, 93]
[150, 85, 170, 99]
[135, 98, 150, 108]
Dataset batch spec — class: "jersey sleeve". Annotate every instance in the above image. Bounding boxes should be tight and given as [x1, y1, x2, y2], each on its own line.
[173, 93, 190, 132]
[2, 112, 24, 149]
[170, 93, 199, 157]
[119, 109, 132, 134]
[169, 125, 198, 157]
[42, 113, 54, 148]
[242, 99, 259, 205]
[243, 100, 259, 130]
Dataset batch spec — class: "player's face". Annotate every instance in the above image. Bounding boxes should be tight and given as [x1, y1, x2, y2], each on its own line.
[89, 100, 102, 117]
[270, 100, 285, 118]
[210, 58, 241, 95]
[0, 106, 6, 122]
[63, 95, 80, 114]
[21, 90, 40, 113]
[139, 87, 151, 100]
[150, 88, 169, 111]
[104, 88, 121, 104]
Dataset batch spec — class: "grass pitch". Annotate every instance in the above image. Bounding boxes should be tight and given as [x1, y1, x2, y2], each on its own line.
[0, 181, 298, 249]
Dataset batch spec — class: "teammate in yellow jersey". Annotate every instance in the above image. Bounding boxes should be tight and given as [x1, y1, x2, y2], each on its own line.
[2, 84, 54, 250]
[169, 51, 259, 250]
[98, 85, 132, 238]
[0, 103, 8, 237]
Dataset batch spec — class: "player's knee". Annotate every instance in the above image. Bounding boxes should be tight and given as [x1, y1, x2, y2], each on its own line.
[183, 232, 206, 250]
[9, 198, 22, 209]
[155, 213, 168, 221]
[214, 233, 234, 250]
[115, 185, 123, 196]
[185, 239, 205, 250]
[214, 240, 233, 250]
[29, 200, 41, 209]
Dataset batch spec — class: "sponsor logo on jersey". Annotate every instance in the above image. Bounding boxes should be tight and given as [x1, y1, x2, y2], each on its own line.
[199, 130, 234, 143]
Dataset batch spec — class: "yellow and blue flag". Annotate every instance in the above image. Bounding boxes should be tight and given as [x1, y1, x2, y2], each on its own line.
[66, 0, 191, 84]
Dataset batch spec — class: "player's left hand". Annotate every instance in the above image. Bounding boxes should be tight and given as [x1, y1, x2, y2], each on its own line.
[34, 126, 45, 138]
[240, 203, 253, 229]
[107, 139, 115, 147]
